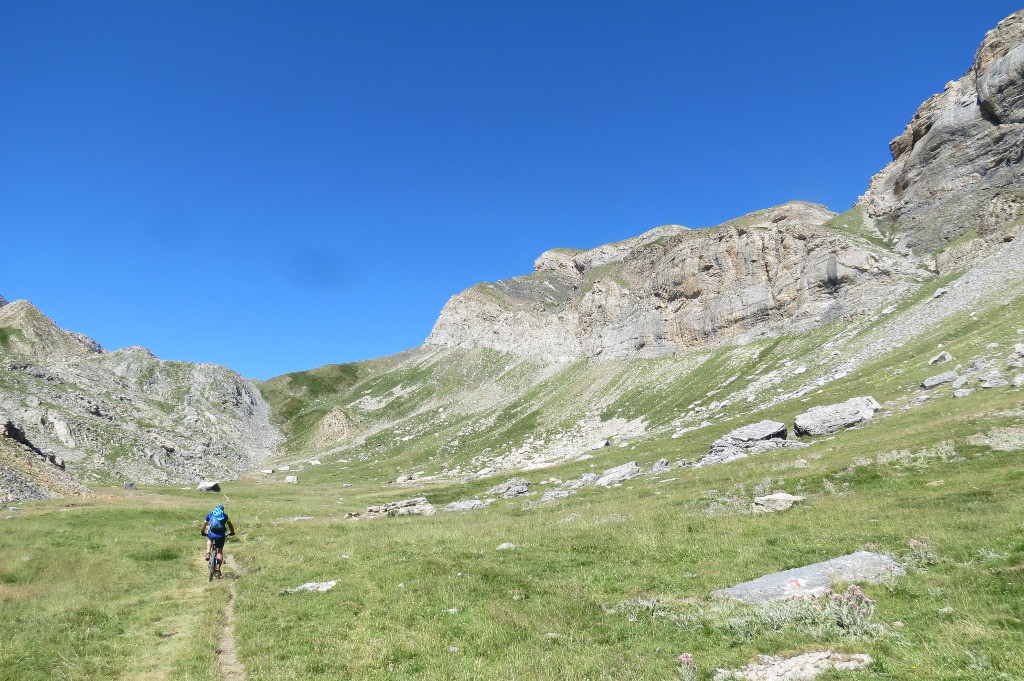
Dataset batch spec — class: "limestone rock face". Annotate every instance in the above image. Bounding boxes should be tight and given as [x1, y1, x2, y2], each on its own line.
[0, 294, 8, 308]
[427, 203, 914, 362]
[860, 11, 1024, 256]
[0, 300, 281, 495]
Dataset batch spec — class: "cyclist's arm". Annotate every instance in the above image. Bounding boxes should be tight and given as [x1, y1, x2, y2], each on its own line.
[227, 520, 236, 536]
[201, 520, 209, 535]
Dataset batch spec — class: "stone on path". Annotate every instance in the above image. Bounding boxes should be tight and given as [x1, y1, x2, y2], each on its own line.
[752, 492, 805, 514]
[595, 462, 643, 486]
[922, 371, 959, 389]
[712, 551, 904, 604]
[362, 497, 436, 519]
[197, 481, 221, 492]
[713, 651, 873, 681]
[793, 397, 881, 437]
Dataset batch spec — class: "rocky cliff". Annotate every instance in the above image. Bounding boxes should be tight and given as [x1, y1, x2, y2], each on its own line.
[860, 10, 1024, 261]
[427, 202, 918, 361]
[0, 299, 280, 495]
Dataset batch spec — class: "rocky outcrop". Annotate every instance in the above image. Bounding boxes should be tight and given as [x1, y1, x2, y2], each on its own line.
[360, 497, 436, 519]
[0, 300, 281, 493]
[427, 203, 914, 362]
[0, 294, 8, 307]
[860, 11, 1024, 256]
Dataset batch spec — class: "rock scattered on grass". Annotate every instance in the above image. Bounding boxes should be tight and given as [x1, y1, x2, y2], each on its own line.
[443, 499, 487, 512]
[496, 542, 516, 551]
[486, 477, 530, 498]
[196, 481, 220, 492]
[281, 580, 338, 594]
[359, 497, 436, 519]
[929, 350, 954, 365]
[284, 475, 298, 484]
[752, 492, 805, 514]
[595, 461, 643, 486]
[713, 651, 873, 681]
[712, 551, 904, 604]
[793, 397, 881, 436]
[540, 489, 575, 502]
[696, 420, 800, 468]
[921, 371, 959, 389]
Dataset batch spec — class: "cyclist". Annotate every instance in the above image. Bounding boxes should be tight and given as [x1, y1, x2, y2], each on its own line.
[201, 504, 235, 576]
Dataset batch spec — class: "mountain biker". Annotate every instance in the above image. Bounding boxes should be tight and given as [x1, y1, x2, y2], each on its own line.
[201, 504, 235, 576]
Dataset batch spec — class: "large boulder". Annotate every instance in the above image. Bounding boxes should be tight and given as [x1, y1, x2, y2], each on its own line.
[695, 420, 792, 468]
[196, 481, 221, 492]
[595, 462, 643, 486]
[793, 397, 881, 436]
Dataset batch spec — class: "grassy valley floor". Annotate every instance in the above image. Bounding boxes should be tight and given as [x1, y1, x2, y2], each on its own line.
[3, 382, 1023, 680]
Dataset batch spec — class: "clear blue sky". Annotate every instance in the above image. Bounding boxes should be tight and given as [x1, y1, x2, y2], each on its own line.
[2, 1, 1019, 379]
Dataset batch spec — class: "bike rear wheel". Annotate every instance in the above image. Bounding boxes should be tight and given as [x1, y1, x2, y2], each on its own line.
[209, 551, 218, 581]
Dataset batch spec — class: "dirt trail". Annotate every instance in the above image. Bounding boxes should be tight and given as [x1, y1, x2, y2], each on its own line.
[217, 554, 245, 681]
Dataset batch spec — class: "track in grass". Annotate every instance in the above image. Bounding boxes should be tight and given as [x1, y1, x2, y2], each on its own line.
[217, 554, 245, 681]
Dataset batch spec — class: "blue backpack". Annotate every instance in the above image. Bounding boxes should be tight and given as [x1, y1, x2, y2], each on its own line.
[209, 507, 227, 533]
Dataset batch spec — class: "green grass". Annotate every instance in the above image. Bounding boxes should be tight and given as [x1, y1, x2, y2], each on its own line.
[0, 326, 25, 351]
[6, 386, 1024, 679]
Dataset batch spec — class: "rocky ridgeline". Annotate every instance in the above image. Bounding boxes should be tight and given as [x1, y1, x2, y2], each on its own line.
[0, 298, 280, 497]
[861, 10, 1024, 262]
[426, 202, 917, 362]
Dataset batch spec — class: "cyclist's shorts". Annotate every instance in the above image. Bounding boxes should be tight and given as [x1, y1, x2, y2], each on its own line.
[209, 535, 226, 549]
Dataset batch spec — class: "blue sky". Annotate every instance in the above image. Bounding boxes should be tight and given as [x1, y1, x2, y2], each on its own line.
[2, 1, 1020, 379]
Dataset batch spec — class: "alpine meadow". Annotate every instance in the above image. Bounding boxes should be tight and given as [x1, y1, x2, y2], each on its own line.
[5, 8, 1024, 681]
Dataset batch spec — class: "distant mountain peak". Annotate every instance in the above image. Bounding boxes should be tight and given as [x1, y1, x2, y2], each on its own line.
[0, 294, 7, 308]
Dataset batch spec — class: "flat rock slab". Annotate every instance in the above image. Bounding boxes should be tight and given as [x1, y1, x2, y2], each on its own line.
[712, 551, 904, 604]
[725, 420, 788, 442]
[595, 462, 643, 486]
[793, 397, 881, 436]
[486, 477, 530, 498]
[922, 370, 959, 389]
[752, 492, 805, 513]
[281, 580, 338, 594]
[713, 651, 873, 681]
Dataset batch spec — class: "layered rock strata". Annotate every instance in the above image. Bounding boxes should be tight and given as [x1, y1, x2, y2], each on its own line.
[860, 10, 1024, 258]
[427, 203, 915, 362]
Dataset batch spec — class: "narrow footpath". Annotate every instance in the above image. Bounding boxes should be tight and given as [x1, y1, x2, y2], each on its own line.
[217, 554, 245, 681]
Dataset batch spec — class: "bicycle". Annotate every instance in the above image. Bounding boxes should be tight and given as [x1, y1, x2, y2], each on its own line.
[203, 531, 234, 581]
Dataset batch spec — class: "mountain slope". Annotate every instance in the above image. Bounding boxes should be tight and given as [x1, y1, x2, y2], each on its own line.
[0, 300, 280, 495]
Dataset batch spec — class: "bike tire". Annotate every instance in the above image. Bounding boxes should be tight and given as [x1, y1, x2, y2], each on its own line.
[209, 550, 217, 582]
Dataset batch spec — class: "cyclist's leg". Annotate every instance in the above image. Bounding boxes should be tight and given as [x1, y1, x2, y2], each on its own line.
[214, 537, 226, 573]
[205, 536, 212, 559]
